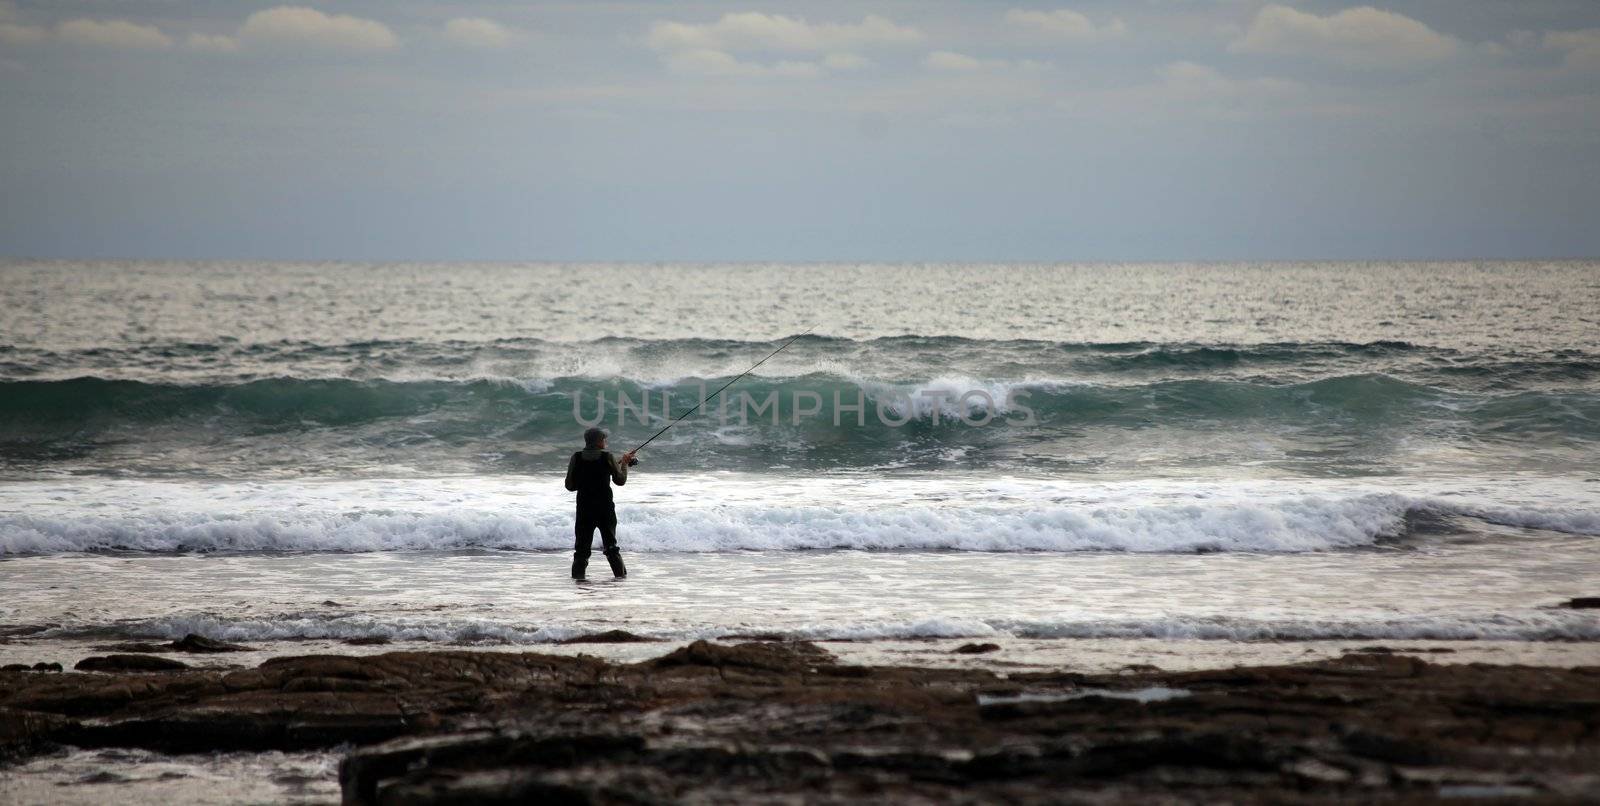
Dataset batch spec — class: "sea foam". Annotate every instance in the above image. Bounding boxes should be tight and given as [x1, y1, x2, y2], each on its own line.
[49, 611, 1600, 645]
[3, 475, 1597, 556]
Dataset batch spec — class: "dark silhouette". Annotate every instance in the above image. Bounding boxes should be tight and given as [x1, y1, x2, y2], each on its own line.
[564, 427, 635, 579]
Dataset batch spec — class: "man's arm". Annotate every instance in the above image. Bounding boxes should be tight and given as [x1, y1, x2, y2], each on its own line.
[564, 452, 579, 491]
[608, 451, 629, 486]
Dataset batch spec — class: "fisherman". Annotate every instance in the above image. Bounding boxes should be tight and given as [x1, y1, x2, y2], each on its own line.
[559, 332, 806, 580]
[564, 427, 635, 580]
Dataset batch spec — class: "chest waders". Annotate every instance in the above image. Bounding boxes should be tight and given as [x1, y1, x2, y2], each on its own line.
[571, 451, 627, 579]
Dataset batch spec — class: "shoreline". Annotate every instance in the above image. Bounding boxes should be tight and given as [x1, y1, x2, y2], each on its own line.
[7, 632, 1600, 676]
[4, 640, 1599, 802]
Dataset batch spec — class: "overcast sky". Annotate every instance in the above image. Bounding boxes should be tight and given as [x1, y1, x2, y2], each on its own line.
[1, 1, 1597, 261]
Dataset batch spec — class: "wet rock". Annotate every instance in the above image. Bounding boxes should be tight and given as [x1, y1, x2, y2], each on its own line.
[4, 647, 1600, 801]
[1559, 597, 1600, 609]
[32, 662, 62, 672]
[1284, 757, 1353, 784]
[1339, 728, 1444, 766]
[1, 664, 31, 672]
[75, 770, 131, 784]
[168, 634, 251, 653]
[75, 654, 191, 673]
[93, 642, 171, 654]
[94, 635, 251, 654]
[556, 633, 656, 646]
[651, 640, 834, 672]
[1065, 732, 1287, 778]
[340, 731, 647, 804]
[367, 769, 605, 805]
[0, 707, 78, 762]
[65, 706, 415, 754]
[1315, 652, 1427, 677]
[340, 731, 503, 804]
[953, 642, 1001, 654]
[344, 636, 392, 646]
[716, 632, 789, 642]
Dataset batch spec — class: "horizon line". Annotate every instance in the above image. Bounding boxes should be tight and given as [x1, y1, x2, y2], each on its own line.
[3, 255, 1599, 266]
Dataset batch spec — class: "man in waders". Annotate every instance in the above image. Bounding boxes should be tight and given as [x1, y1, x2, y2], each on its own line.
[564, 427, 635, 579]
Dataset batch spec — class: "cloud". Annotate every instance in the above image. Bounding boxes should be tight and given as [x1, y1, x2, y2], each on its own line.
[1543, 29, 1600, 71]
[663, 48, 821, 78]
[823, 52, 872, 71]
[1229, 5, 1458, 69]
[186, 32, 239, 53]
[238, 6, 398, 52]
[1, 6, 174, 50]
[645, 12, 909, 77]
[443, 17, 518, 51]
[1071, 61, 1303, 121]
[56, 18, 173, 50]
[0, 22, 46, 45]
[924, 51, 985, 71]
[646, 13, 920, 54]
[922, 51, 1049, 73]
[1003, 8, 1126, 42]
[0, 1, 43, 47]
[1159, 61, 1301, 97]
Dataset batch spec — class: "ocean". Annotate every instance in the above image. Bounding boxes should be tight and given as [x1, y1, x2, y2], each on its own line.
[3, 260, 1599, 672]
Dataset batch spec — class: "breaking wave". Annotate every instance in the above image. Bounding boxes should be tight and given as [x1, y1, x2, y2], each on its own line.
[3, 371, 1597, 474]
[4, 335, 1598, 476]
[3, 491, 1596, 556]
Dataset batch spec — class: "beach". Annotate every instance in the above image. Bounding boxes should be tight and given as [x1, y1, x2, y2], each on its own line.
[3, 260, 1599, 801]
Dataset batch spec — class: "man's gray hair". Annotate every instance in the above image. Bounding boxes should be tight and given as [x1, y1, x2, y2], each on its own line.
[583, 427, 607, 449]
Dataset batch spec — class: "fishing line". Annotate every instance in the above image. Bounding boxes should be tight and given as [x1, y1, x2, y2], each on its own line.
[626, 329, 813, 464]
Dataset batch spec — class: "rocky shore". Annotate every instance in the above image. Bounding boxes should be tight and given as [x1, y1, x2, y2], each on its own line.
[3, 639, 1599, 803]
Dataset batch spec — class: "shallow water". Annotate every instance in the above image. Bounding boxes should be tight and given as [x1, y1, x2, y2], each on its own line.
[0, 747, 340, 805]
[4, 475, 1597, 656]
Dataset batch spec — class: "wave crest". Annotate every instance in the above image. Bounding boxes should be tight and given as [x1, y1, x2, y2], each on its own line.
[4, 491, 1596, 556]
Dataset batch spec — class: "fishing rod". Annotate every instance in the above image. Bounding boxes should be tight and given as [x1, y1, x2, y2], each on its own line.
[625, 329, 813, 465]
